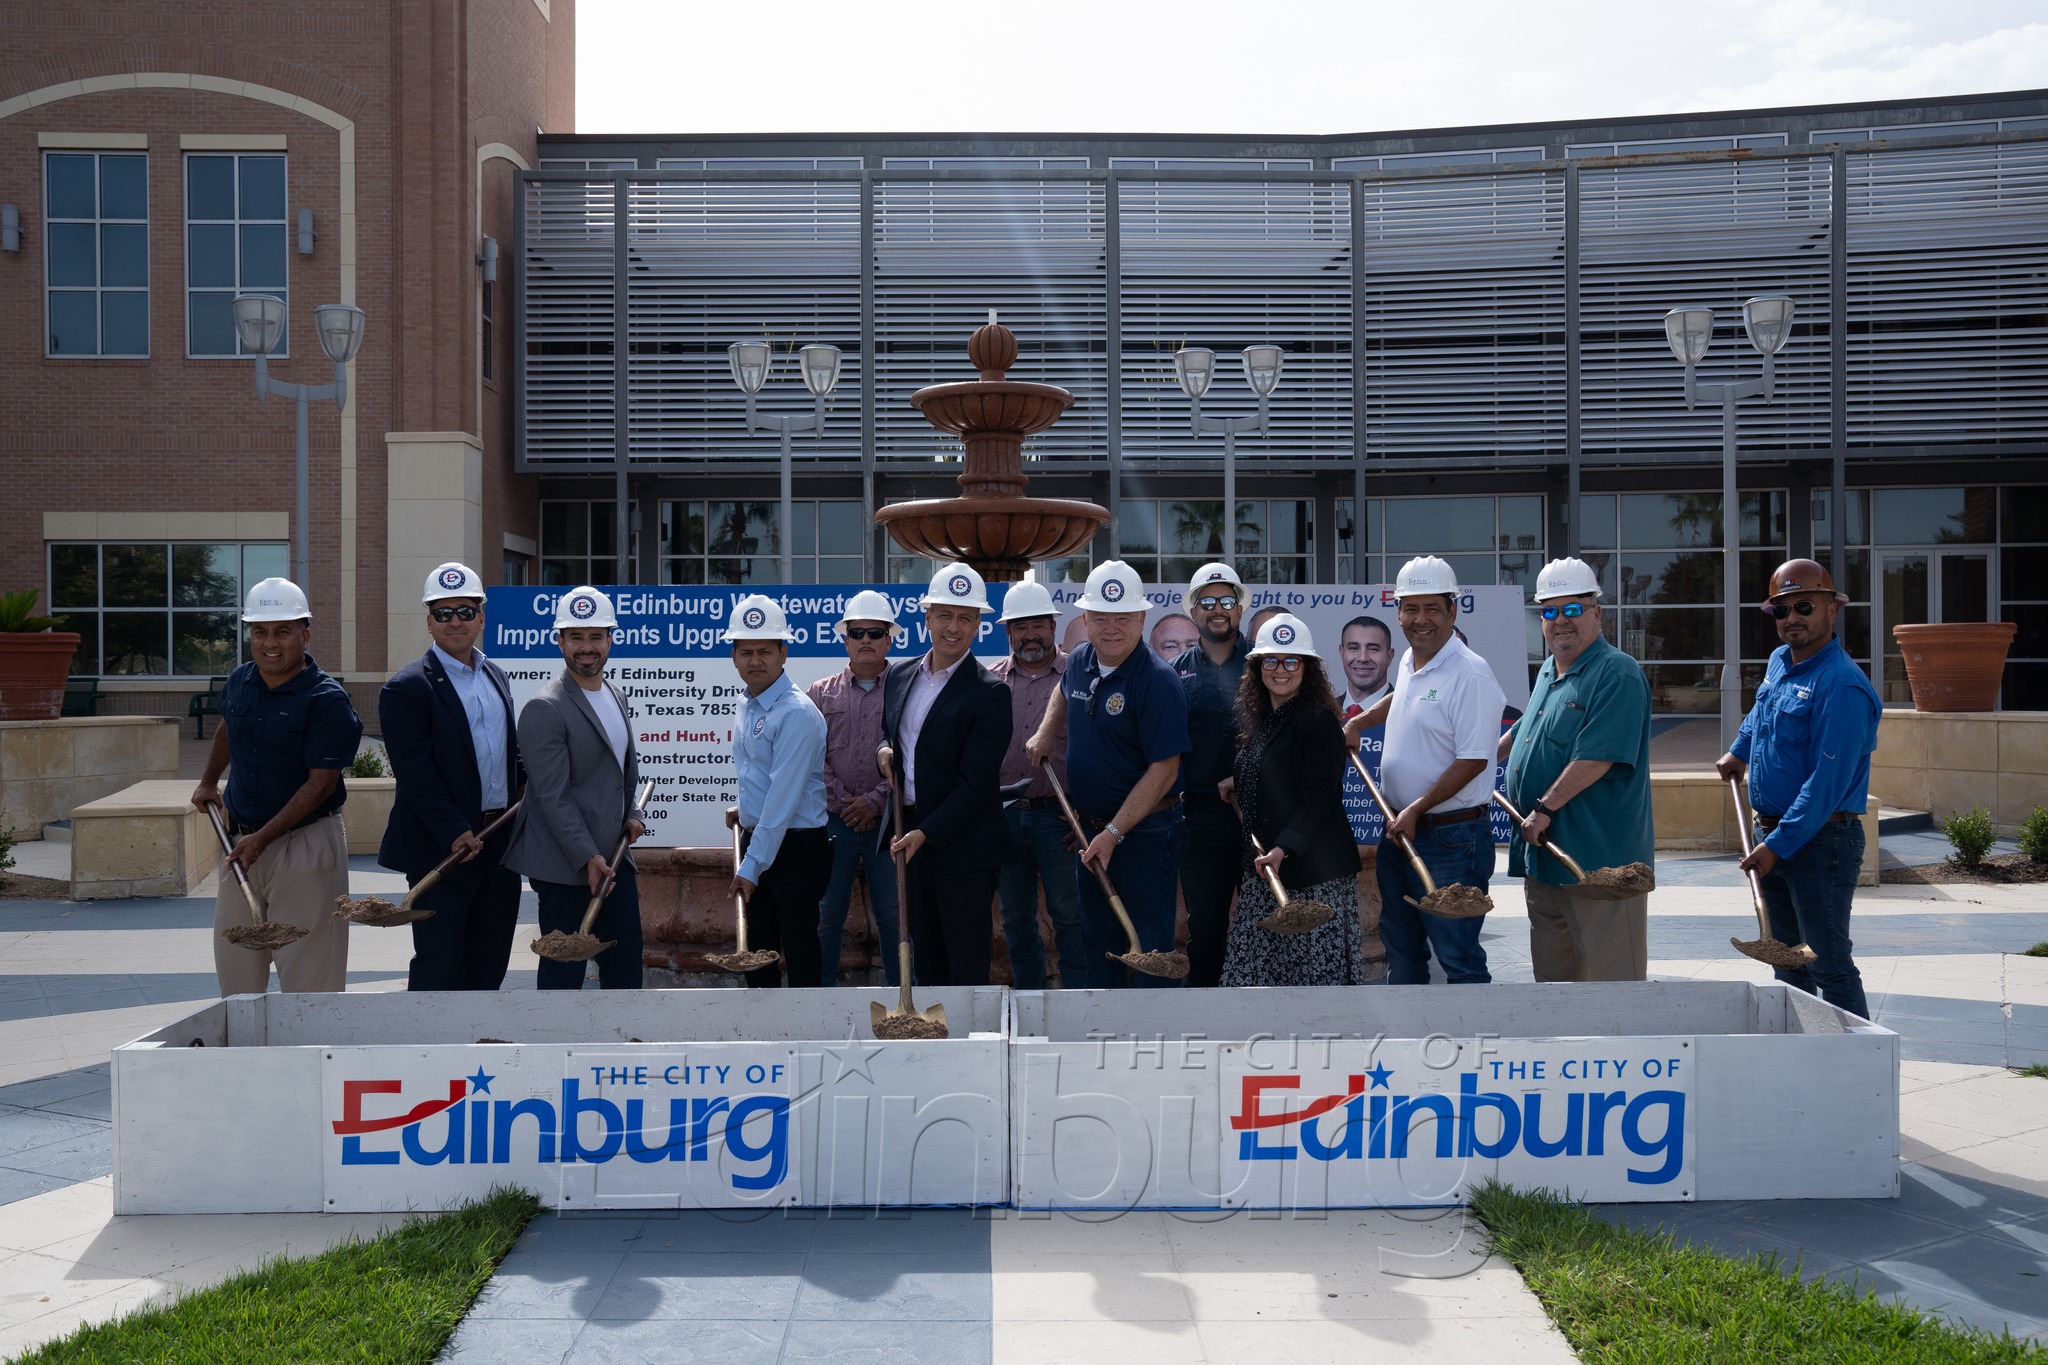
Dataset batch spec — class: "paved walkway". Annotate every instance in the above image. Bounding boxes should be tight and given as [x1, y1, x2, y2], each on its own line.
[0, 850, 2043, 1361]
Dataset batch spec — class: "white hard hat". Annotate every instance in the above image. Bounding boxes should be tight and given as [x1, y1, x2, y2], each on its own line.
[422, 561, 485, 603]
[554, 586, 618, 630]
[722, 593, 795, 642]
[1247, 612, 1320, 660]
[837, 589, 899, 630]
[1186, 562, 1245, 615]
[997, 580, 1058, 623]
[1394, 555, 1459, 599]
[1532, 557, 1602, 604]
[242, 577, 310, 622]
[1075, 560, 1156, 614]
[919, 562, 991, 613]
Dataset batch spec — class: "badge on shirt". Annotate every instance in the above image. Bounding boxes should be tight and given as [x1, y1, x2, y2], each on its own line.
[1105, 692, 1125, 716]
[1422, 687, 1440, 703]
[752, 715, 766, 737]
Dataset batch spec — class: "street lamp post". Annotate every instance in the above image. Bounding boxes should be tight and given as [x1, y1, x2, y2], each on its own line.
[231, 295, 367, 587]
[728, 341, 843, 584]
[1663, 295, 1795, 753]
[1173, 345, 1284, 559]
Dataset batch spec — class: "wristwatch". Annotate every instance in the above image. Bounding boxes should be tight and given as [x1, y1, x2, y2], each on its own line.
[1533, 800, 1557, 820]
[1103, 822, 1125, 844]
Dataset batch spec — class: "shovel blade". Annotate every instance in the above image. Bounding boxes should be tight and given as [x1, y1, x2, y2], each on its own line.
[869, 1000, 889, 1030]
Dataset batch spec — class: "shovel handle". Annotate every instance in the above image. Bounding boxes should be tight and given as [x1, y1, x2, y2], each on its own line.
[1246, 831, 1292, 906]
[879, 744, 925, 1015]
[583, 780, 655, 933]
[1489, 791, 1589, 882]
[203, 803, 267, 919]
[410, 800, 524, 904]
[1725, 777, 1772, 923]
[1037, 758, 1147, 949]
[1347, 751, 1438, 896]
[729, 813, 751, 954]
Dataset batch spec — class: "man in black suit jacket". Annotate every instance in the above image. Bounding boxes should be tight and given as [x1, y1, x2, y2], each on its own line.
[883, 563, 1016, 987]
[378, 563, 524, 991]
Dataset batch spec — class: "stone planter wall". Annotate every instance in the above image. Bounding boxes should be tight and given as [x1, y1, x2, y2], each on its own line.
[339, 777, 397, 856]
[0, 716, 179, 836]
[70, 780, 215, 899]
[1871, 709, 2048, 834]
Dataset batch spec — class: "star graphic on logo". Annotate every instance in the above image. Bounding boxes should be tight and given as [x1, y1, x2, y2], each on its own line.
[466, 1067, 495, 1095]
[821, 1025, 882, 1085]
[1365, 1063, 1394, 1090]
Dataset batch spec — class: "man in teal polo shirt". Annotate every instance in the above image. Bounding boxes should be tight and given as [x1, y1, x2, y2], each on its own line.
[1502, 557, 1654, 981]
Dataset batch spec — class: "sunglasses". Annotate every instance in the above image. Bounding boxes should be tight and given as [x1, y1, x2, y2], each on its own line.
[1259, 656, 1303, 673]
[1194, 594, 1239, 611]
[1763, 599, 1822, 620]
[429, 604, 480, 623]
[1539, 603, 1587, 620]
[844, 626, 890, 641]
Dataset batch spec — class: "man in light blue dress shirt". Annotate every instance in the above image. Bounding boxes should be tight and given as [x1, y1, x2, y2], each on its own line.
[727, 593, 831, 989]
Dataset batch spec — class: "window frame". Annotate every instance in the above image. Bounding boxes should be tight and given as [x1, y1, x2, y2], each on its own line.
[184, 151, 290, 359]
[47, 540, 289, 679]
[43, 149, 150, 359]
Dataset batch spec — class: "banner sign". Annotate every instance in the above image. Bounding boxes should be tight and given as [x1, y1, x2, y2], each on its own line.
[1217, 1037, 1696, 1207]
[484, 584, 1532, 848]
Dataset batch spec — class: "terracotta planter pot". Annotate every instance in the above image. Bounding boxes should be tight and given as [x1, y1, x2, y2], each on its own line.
[1891, 622, 2016, 713]
[0, 632, 81, 720]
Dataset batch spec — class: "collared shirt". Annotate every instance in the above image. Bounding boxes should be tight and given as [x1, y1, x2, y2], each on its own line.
[1343, 682, 1391, 718]
[220, 653, 362, 828]
[1062, 641, 1190, 819]
[991, 648, 1068, 797]
[1731, 636, 1881, 860]
[1381, 634, 1506, 812]
[733, 670, 828, 884]
[431, 644, 510, 809]
[1504, 634, 1654, 886]
[807, 666, 891, 820]
[1174, 635, 1251, 800]
[900, 651, 968, 804]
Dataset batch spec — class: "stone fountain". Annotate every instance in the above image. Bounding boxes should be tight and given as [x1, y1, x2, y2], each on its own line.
[874, 315, 1109, 581]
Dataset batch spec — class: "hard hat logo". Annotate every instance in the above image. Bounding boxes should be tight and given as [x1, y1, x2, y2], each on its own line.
[1273, 624, 1295, 645]
[438, 568, 466, 591]
[1102, 579, 1124, 603]
[949, 574, 971, 598]
[742, 606, 765, 629]
[568, 595, 597, 620]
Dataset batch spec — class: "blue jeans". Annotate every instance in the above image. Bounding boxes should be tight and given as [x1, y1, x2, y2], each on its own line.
[998, 805, 1089, 990]
[817, 812, 899, 987]
[1376, 818, 1492, 985]
[1758, 819, 1870, 1020]
[1076, 808, 1183, 989]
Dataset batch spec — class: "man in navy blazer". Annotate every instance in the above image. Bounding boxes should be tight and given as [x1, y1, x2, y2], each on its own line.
[882, 563, 1015, 987]
[378, 563, 524, 991]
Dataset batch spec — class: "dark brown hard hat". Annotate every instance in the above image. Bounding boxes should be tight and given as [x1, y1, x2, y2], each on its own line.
[1765, 557, 1848, 603]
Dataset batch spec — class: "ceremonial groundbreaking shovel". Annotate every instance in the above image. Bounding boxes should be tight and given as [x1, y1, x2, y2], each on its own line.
[207, 804, 309, 951]
[705, 806, 783, 976]
[1489, 791, 1655, 900]
[531, 781, 654, 964]
[1246, 831, 1334, 934]
[1726, 776, 1818, 970]
[1039, 758, 1190, 980]
[334, 801, 524, 926]
[867, 745, 947, 1040]
[1347, 750, 1493, 919]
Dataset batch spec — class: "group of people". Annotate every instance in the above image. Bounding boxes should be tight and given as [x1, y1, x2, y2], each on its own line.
[191, 544, 1881, 1024]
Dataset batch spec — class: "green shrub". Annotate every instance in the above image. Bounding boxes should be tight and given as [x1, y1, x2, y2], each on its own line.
[1943, 806, 1997, 869]
[2019, 805, 2048, 864]
[0, 587, 64, 633]
[345, 745, 388, 779]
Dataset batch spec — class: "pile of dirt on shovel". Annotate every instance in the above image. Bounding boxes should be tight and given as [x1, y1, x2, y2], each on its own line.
[223, 921, 307, 950]
[531, 931, 608, 961]
[333, 895, 402, 923]
[1118, 949, 1191, 980]
[1579, 862, 1657, 895]
[705, 949, 781, 973]
[873, 1015, 949, 1040]
[1258, 900, 1333, 935]
[1420, 884, 1493, 918]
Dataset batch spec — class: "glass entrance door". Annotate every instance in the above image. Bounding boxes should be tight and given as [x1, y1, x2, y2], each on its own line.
[1879, 549, 1994, 704]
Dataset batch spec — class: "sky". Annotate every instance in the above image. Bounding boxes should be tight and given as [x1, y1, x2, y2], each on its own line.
[573, 0, 2048, 137]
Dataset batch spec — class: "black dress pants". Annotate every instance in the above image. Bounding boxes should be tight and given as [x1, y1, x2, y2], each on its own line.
[1179, 795, 1242, 989]
[905, 843, 999, 988]
[405, 850, 523, 991]
[741, 825, 831, 989]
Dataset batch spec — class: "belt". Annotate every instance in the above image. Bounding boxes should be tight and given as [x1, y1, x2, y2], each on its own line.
[1419, 805, 1484, 829]
[1086, 793, 1182, 829]
[1013, 796, 1061, 810]
[479, 807, 507, 825]
[1755, 809, 1854, 830]
[228, 810, 331, 839]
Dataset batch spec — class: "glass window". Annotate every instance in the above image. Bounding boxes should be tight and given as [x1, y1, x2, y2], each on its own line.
[540, 500, 639, 585]
[1872, 487, 1996, 545]
[480, 277, 494, 383]
[186, 153, 288, 357]
[48, 542, 287, 677]
[1111, 499, 1314, 587]
[658, 500, 859, 586]
[44, 152, 149, 357]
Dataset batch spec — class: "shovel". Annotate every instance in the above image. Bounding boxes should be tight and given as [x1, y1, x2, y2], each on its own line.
[207, 804, 310, 952]
[1247, 831, 1334, 934]
[334, 801, 524, 926]
[705, 806, 784, 976]
[1490, 792, 1655, 900]
[1039, 758, 1190, 980]
[531, 780, 653, 964]
[1726, 776, 1818, 969]
[1347, 750, 1493, 919]
[866, 745, 948, 1039]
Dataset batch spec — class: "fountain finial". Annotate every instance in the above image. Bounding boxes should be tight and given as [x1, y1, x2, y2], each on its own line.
[967, 310, 1018, 381]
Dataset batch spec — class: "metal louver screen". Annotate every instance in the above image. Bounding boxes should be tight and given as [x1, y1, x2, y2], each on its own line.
[522, 178, 616, 464]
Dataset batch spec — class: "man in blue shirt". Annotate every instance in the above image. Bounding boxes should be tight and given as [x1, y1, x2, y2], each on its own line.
[1026, 561, 1190, 988]
[1718, 559, 1882, 1020]
[378, 562, 524, 991]
[192, 577, 362, 996]
[1173, 561, 1251, 987]
[727, 593, 830, 989]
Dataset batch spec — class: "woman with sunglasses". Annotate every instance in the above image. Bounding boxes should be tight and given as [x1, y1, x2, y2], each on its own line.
[1218, 615, 1365, 987]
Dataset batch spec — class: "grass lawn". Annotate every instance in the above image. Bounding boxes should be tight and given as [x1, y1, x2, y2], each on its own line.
[1470, 1183, 2043, 1363]
[16, 1188, 538, 1365]
[2018, 1063, 2048, 1080]
[2025, 943, 2048, 958]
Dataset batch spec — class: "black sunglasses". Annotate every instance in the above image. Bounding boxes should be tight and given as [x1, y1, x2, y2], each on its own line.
[844, 626, 890, 641]
[1539, 603, 1587, 620]
[429, 604, 480, 623]
[1194, 594, 1239, 611]
[1763, 599, 1821, 620]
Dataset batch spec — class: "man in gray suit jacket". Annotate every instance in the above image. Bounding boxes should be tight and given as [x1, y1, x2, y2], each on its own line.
[503, 586, 649, 990]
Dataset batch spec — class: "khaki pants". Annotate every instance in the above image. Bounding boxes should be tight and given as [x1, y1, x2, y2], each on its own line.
[1525, 878, 1647, 983]
[213, 813, 351, 995]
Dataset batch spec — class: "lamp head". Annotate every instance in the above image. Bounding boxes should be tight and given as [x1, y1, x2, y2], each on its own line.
[1662, 307, 1714, 367]
[314, 303, 366, 364]
[727, 341, 771, 395]
[1742, 295, 1795, 357]
[1241, 344, 1284, 398]
[798, 343, 842, 398]
[1173, 347, 1215, 400]
[232, 294, 287, 357]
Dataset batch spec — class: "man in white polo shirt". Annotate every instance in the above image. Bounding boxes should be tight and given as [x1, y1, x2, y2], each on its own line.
[1375, 556, 1505, 985]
